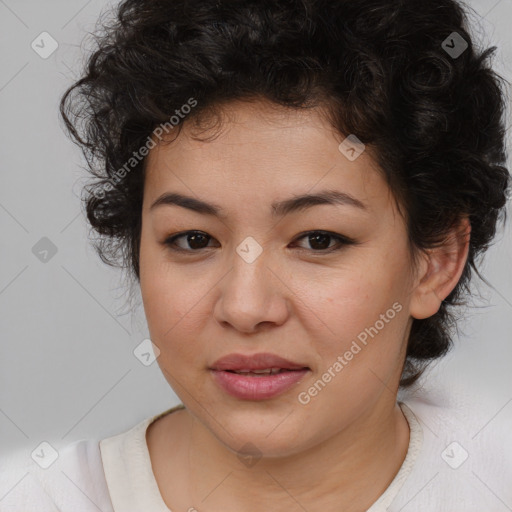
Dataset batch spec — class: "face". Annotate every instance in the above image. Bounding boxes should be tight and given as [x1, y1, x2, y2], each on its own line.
[139, 99, 417, 457]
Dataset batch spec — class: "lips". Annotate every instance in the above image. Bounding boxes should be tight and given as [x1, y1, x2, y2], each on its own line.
[210, 352, 309, 372]
[209, 353, 310, 400]
[227, 368, 290, 376]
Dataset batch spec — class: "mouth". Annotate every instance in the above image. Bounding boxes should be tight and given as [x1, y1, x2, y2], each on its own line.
[209, 354, 311, 400]
[209, 353, 310, 400]
[210, 352, 309, 372]
[223, 367, 308, 376]
[210, 367, 310, 400]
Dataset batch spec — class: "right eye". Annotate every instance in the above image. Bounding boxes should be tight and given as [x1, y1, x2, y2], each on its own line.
[163, 230, 219, 252]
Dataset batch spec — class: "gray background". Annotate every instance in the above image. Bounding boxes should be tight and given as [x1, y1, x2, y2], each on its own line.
[0, 0, 511, 459]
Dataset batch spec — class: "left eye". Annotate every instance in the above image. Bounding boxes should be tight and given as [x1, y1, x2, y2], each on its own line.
[292, 231, 356, 252]
[163, 230, 356, 253]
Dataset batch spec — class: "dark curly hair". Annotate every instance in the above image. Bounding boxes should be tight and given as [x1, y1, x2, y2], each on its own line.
[59, 0, 510, 388]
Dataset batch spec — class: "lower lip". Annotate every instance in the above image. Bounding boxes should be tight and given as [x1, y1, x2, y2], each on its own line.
[210, 369, 310, 400]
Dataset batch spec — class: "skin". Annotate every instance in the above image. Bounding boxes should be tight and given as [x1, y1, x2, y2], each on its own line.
[140, 98, 470, 512]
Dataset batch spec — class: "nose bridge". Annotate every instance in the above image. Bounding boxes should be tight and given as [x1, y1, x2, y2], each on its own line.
[229, 234, 272, 298]
[215, 234, 289, 331]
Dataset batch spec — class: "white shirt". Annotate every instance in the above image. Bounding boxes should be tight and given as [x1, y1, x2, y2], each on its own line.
[1, 397, 511, 511]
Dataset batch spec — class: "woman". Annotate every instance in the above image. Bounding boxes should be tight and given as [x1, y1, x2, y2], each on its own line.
[2, 0, 510, 510]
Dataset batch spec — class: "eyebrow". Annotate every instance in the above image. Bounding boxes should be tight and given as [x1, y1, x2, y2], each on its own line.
[150, 189, 367, 218]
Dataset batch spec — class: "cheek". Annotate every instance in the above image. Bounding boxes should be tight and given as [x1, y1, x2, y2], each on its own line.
[295, 271, 408, 420]
[306, 258, 410, 369]
[139, 257, 214, 367]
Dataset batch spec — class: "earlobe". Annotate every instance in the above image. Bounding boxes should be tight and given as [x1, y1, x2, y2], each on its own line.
[410, 218, 471, 320]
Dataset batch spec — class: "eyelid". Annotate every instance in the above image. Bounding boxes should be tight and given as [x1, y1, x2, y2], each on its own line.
[162, 230, 357, 254]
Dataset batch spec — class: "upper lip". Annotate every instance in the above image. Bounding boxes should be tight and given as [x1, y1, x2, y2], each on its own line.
[210, 352, 309, 371]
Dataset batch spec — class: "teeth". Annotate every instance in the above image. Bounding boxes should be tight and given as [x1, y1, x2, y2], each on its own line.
[233, 367, 283, 375]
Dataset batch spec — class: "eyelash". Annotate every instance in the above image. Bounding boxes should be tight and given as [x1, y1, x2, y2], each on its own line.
[162, 230, 357, 255]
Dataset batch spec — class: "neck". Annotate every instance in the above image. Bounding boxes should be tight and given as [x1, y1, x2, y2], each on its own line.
[180, 397, 410, 512]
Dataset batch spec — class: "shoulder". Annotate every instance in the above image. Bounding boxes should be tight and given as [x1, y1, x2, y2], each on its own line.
[390, 390, 512, 511]
[0, 439, 114, 512]
[99, 407, 184, 511]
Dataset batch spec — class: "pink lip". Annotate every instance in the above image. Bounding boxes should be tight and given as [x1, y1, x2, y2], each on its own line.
[209, 352, 310, 400]
[211, 368, 310, 400]
[210, 352, 308, 371]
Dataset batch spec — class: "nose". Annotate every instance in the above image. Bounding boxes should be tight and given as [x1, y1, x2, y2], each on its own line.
[213, 249, 291, 334]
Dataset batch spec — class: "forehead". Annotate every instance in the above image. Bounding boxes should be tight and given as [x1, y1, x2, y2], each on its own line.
[143, 99, 392, 216]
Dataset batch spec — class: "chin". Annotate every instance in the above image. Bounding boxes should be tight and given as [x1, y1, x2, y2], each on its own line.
[203, 410, 316, 460]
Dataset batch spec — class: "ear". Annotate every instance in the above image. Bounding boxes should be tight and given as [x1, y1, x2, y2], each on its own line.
[409, 217, 471, 320]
